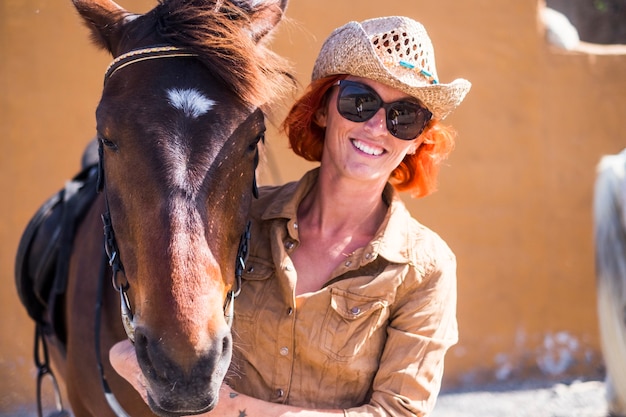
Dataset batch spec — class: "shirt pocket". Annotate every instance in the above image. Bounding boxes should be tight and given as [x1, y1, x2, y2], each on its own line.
[321, 288, 389, 361]
[234, 256, 274, 322]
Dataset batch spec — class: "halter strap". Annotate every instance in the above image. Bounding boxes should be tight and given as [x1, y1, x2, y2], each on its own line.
[104, 45, 198, 84]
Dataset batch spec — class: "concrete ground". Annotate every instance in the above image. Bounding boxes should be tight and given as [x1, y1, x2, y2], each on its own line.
[4, 378, 612, 417]
[432, 378, 610, 417]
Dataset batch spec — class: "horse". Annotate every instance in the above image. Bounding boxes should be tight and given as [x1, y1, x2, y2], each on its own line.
[16, 0, 292, 416]
[594, 148, 626, 416]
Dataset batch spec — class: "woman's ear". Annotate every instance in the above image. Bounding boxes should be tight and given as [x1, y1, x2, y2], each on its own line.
[408, 135, 428, 154]
[314, 106, 327, 128]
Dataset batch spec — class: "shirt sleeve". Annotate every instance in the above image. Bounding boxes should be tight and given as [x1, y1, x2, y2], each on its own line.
[344, 242, 458, 417]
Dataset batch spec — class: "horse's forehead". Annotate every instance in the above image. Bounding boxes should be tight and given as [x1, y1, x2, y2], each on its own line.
[100, 79, 253, 134]
[156, 87, 261, 198]
[166, 88, 216, 119]
[159, 86, 259, 143]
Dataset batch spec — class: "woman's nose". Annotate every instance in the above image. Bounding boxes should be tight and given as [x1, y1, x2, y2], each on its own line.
[363, 107, 387, 137]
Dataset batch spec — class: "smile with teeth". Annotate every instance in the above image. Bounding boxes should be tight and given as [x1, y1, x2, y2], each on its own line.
[351, 139, 384, 156]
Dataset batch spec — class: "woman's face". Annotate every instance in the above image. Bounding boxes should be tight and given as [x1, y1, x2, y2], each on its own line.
[317, 76, 424, 186]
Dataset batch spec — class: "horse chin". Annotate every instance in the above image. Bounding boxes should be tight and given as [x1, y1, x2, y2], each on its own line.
[142, 373, 223, 417]
[146, 393, 217, 417]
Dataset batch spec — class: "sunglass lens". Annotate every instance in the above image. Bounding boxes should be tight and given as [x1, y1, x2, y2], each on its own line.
[387, 103, 429, 140]
[337, 84, 380, 122]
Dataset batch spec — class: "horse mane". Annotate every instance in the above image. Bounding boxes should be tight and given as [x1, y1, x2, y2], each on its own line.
[153, 0, 294, 108]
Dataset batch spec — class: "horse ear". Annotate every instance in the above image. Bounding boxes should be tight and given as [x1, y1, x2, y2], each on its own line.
[72, 0, 130, 54]
[243, 0, 289, 43]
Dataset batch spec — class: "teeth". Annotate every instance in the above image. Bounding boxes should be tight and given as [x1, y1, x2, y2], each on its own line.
[352, 139, 383, 156]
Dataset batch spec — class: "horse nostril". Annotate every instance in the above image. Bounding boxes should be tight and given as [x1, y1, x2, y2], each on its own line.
[222, 334, 231, 355]
[133, 328, 160, 378]
[133, 328, 150, 361]
[134, 328, 148, 347]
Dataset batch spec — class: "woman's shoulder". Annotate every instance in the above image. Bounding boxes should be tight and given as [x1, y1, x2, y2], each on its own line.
[384, 191, 454, 262]
[409, 216, 455, 262]
[257, 182, 298, 201]
[384, 216, 456, 301]
[250, 169, 319, 220]
[383, 198, 456, 285]
[249, 180, 299, 220]
[408, 216, 451, 250]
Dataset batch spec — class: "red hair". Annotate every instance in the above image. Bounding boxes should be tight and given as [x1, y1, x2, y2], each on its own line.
[282, 75, 457, 198]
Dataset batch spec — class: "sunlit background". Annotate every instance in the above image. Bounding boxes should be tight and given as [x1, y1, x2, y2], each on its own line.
[1, 0, 625, 415]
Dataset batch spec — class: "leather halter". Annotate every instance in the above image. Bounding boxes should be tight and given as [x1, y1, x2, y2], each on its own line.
[95, 45, 254, 417]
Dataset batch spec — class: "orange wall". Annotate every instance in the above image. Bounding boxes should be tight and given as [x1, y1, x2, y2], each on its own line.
[2, 0, 625, 413]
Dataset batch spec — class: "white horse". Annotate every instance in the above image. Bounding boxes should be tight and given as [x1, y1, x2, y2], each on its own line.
[594, 148, 626, 416]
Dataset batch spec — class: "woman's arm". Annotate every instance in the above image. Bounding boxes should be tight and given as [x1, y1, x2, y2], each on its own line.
[109, 340, 345, 417]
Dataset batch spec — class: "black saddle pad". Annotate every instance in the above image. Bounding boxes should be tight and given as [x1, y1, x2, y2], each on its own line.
[15, 164, 99, 332]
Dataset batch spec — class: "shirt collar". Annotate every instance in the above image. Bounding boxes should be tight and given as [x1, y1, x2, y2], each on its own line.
[261, 168, 417, 264]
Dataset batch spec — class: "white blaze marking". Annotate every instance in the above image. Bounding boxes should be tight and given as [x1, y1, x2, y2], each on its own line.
[167, 88, 215, 118]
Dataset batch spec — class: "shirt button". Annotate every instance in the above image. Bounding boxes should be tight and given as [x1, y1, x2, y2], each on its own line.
[287, 307, 293, 316]
[279, 347, 289, 356]
[350, 306, 361, 315]
[246, 266, 255, 273]
[284, 240, 295, 250]
[293, 222, 298, 229]
[365, 252, 373, 259]
[344, 260, 352, 267]
[276, 388, 284, 398]
[285, 264, 293, 272]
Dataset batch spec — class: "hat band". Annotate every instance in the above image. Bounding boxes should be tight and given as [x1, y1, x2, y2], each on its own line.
[399, 61, 438, 84]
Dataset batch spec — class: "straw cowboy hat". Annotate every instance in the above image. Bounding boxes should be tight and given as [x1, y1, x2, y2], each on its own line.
[312, 16, 471, 120]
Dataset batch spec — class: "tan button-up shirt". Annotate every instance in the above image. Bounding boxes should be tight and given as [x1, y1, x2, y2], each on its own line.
[226, 169, 458, 416]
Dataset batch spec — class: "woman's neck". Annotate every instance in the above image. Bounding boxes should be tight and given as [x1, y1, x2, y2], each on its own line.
[298, 170, 388, 239]
[290, 171, 389, 295]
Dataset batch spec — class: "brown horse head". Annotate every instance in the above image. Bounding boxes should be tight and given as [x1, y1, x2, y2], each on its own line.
[72, 0, 290, 414]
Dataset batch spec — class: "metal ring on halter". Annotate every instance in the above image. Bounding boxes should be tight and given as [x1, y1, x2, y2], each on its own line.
[119, 287, 136, 343]
[224, 290, 236, 327]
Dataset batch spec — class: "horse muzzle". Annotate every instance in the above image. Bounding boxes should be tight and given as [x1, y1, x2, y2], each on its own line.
[133, 326, 232, 416]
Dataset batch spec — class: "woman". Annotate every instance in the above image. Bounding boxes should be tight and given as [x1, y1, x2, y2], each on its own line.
[111, 15, 471, 416]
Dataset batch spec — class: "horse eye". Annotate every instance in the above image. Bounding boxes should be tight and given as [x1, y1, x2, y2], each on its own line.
[99, 136, 118, 151]
[248, 133, 264, 152]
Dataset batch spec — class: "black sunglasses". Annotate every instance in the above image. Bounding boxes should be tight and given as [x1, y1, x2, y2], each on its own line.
[335, 80, 432, 140]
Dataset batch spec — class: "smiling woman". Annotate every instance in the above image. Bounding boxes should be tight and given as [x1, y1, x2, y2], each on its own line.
[110, 14, 471, 417]
[286, 75, 459, 198]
